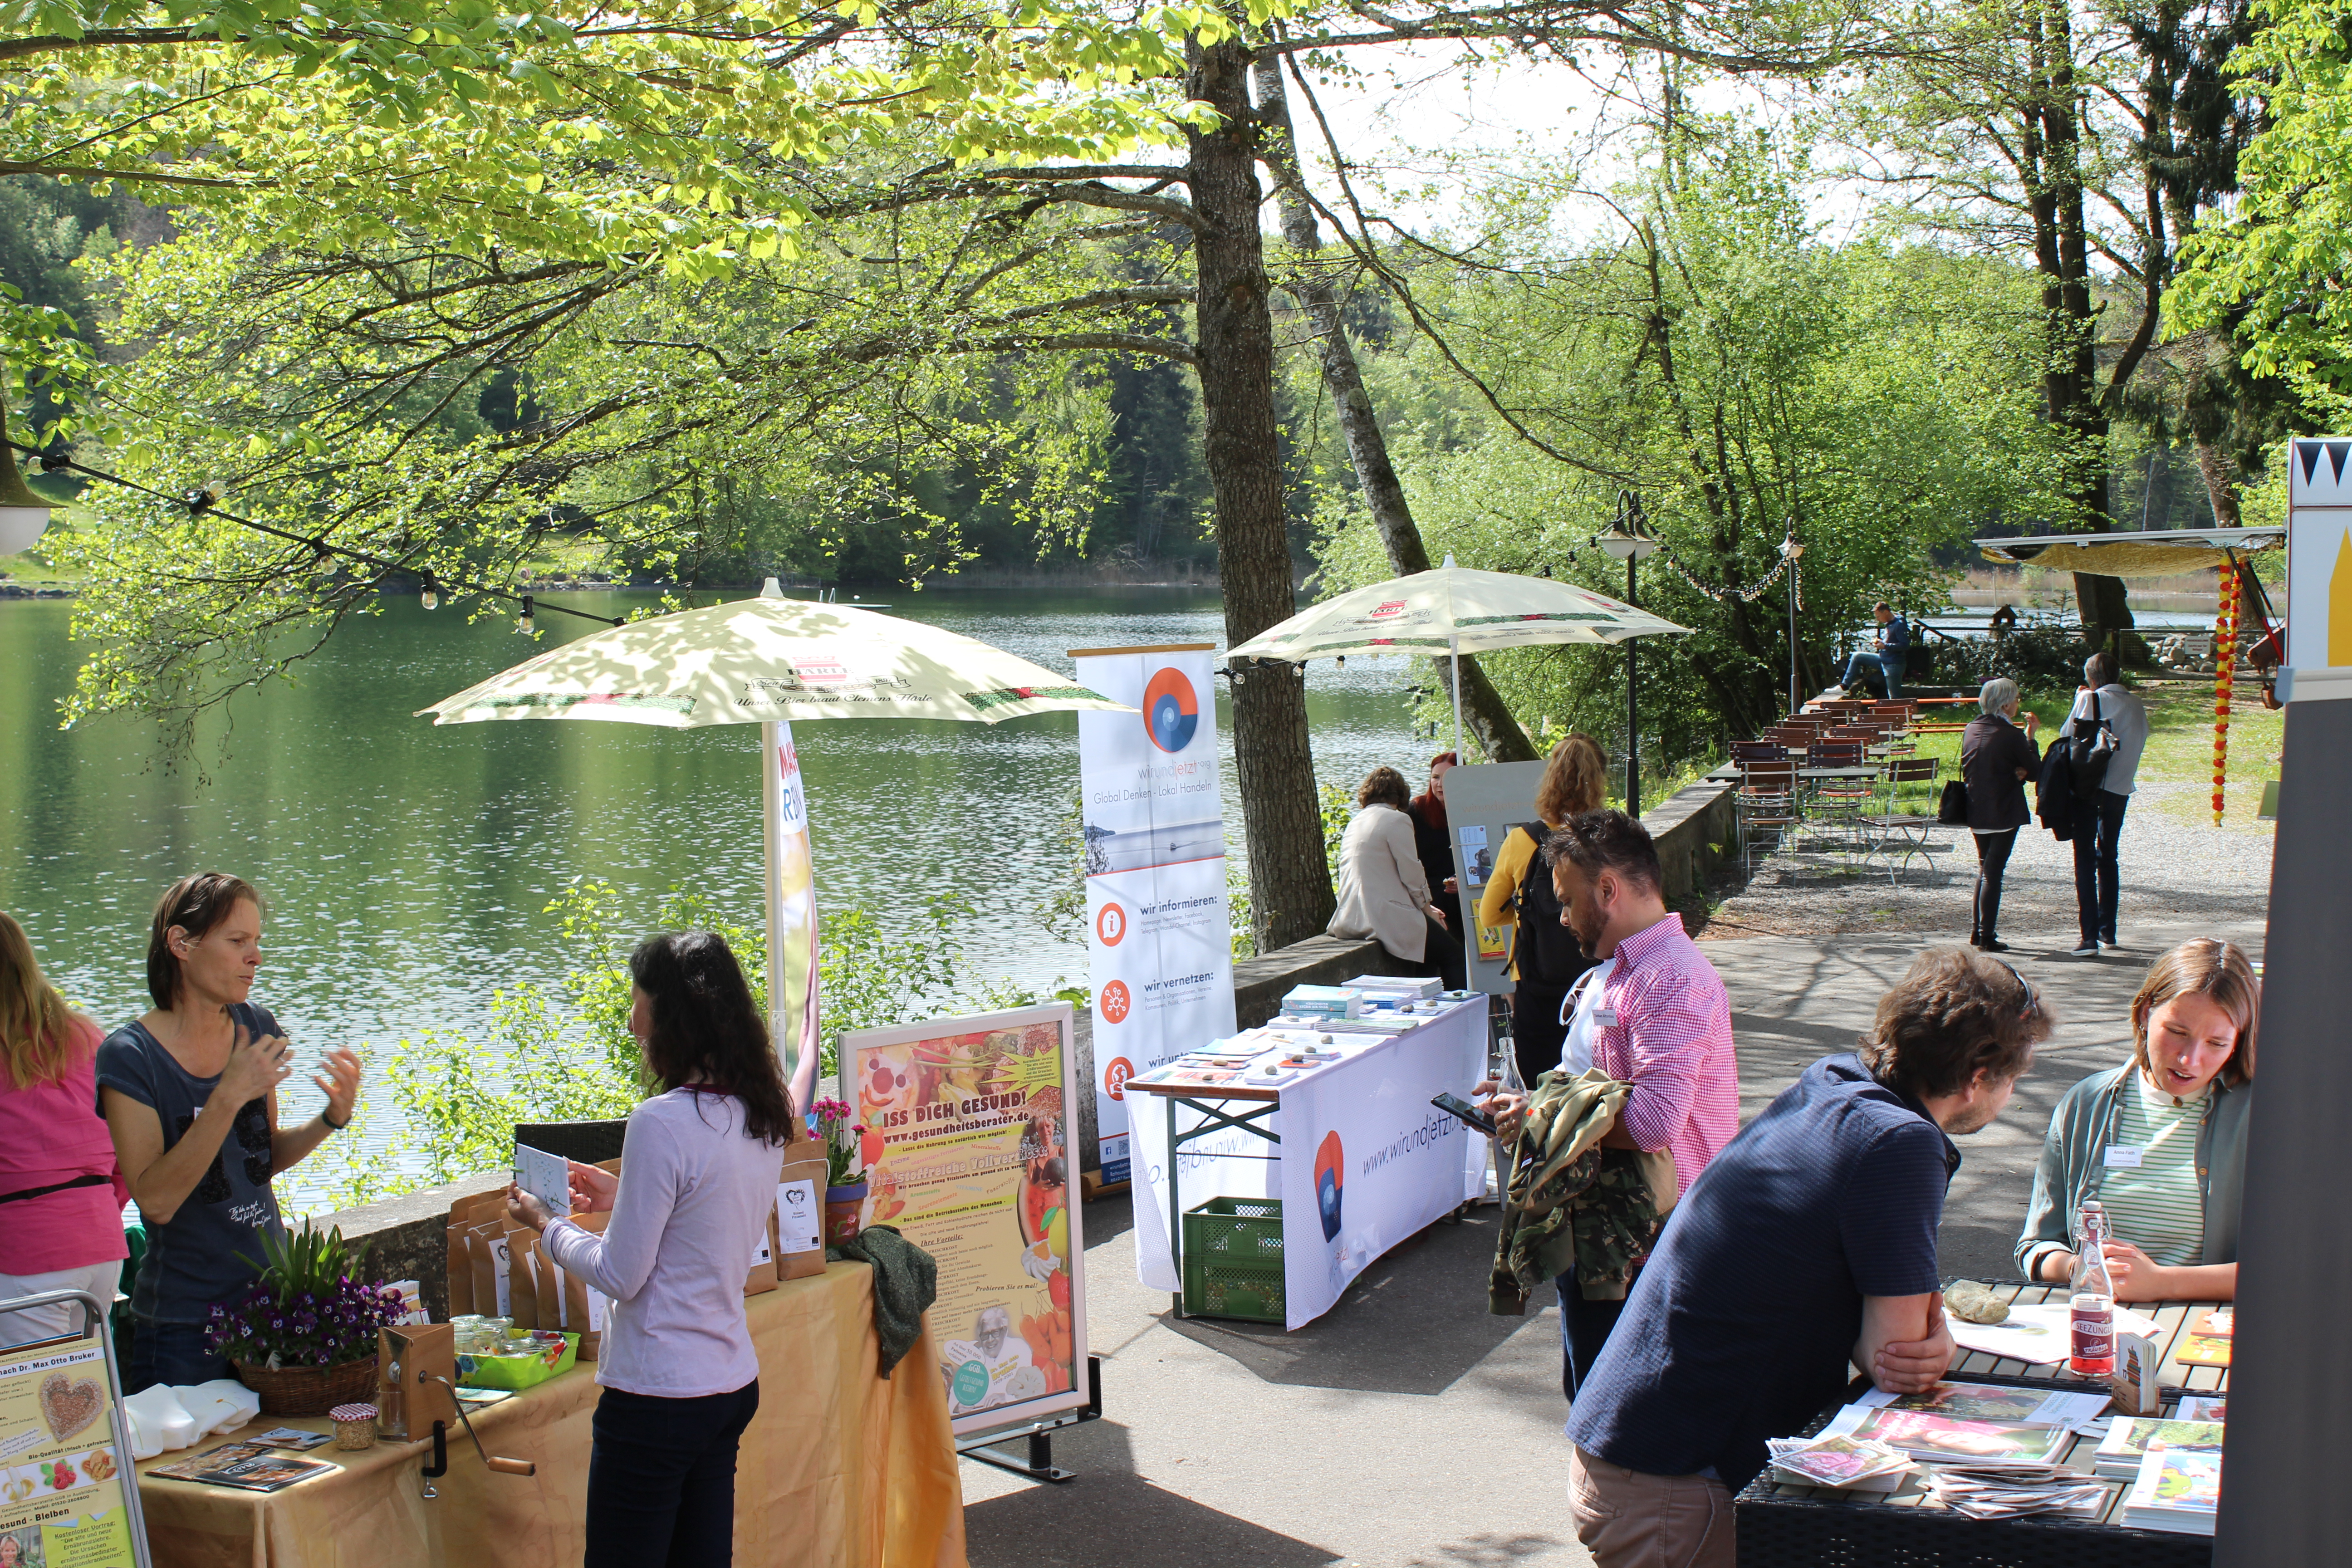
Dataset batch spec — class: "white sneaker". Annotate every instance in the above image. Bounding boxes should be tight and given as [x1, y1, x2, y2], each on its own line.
[1820, 685, 1846, 701]
[2071, 942, 2100, 956]
[2100, 939, 2122, 952]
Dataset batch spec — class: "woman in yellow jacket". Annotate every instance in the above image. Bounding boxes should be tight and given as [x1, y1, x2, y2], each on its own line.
[1477, 735, 1608, 1085]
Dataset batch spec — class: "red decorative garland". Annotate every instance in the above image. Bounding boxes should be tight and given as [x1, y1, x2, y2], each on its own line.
[2213, 566, 2238, 825]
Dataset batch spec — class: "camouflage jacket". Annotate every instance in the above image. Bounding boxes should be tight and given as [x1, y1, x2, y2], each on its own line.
[1489, 1068, 1677, 1315]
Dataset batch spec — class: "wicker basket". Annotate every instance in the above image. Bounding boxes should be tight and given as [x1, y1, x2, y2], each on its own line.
[232, 1354, 382, 1417]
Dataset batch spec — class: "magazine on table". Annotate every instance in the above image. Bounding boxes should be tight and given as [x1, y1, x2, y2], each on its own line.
[1764, 1434, 1911, 1492]
[2176, 1394, 2227, 1423]
[2092, 1417, 2226, 1478]
[1856, 1380, 2110, 1429]
[2123, 1444, 2222, 1535]
[148, 1441, 338, 1492]
[1819, 1406, 2075, 1465]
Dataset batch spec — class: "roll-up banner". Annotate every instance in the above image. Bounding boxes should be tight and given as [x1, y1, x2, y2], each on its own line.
[1438, 761, 1550, 995]
[1071, 644, 1238, 1183]
[762, 720, 822, 1081]
[842, 1004, 1088, 1437]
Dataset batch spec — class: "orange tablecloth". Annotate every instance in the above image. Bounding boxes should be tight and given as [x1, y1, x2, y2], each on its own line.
[134, 1262, 966, 1568]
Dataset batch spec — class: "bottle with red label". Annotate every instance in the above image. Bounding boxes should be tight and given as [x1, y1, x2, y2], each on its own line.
[2069, 1200, 2116, 1376]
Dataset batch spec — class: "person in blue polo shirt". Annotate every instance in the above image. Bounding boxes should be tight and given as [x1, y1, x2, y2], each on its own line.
[1561, 948, 2051, 1568]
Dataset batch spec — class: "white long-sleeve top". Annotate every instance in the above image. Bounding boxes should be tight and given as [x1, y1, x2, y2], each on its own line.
[540, 1087, 786, 1397]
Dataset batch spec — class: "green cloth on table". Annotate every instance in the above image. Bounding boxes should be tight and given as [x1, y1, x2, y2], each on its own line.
[827, 1225, 937, 1377]
[1490, 1068, 1677, 1315]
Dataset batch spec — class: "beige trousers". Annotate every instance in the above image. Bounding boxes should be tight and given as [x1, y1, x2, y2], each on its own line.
[1568, 1444, 1736, 1568]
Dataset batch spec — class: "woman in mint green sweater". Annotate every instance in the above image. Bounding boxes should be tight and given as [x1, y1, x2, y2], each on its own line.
[2015, 938, 2256, 1300]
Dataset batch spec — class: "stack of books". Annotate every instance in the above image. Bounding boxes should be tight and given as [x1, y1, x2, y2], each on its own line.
[2092, 1416, 2225, 1479]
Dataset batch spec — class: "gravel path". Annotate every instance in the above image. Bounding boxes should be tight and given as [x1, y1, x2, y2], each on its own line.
[1695, 774, 2274, 948]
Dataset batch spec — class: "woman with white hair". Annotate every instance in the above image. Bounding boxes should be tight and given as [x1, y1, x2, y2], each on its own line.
[1960, 678, 2041, 952]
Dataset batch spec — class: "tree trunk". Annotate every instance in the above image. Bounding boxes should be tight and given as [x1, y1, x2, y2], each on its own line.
[1187, 33, 1333, 950]
[2194, 434, 2243, 527]
[1250, 54, 1536, 766]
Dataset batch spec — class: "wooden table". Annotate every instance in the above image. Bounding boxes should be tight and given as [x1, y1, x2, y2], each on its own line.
[1735, 1281, 2228, 1567]
[133, 1262, 967, 1568]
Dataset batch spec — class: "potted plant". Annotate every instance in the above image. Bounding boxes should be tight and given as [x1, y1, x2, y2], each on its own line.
[812, 1098, 868, 1244]
[210, 1221, 411, 1415]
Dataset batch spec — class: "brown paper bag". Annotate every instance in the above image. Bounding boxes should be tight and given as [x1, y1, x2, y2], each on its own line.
[505, 1220, 542, 1330]
[561, 1210, 612, 1361]
[446, 1221, 476, 1317]
[467, 1221, 510, 1319]
[744, 1202, 779, 1296]
[775, 1147, 830, 1280]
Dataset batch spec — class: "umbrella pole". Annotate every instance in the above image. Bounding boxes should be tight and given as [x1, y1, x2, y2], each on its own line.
[1451, 634, 1475, 995]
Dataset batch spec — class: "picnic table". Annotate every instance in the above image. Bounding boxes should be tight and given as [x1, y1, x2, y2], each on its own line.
[1735, 1280, 2229, 1567]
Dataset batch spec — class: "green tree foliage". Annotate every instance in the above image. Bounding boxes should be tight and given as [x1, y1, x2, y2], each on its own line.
[2170, 0, 2352, 422]
[1312, 132, 2070, 759]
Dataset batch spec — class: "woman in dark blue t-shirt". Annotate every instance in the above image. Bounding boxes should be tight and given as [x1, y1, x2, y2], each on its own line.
[96, 873, 362, 1390]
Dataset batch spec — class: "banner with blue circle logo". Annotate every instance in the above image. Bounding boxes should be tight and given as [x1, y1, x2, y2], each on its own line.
[1073, 645, 1237, 1182]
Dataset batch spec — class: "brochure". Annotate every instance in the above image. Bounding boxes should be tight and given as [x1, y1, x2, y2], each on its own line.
[250, 1427, 335, 1451]
[2093, 1418, 2226, 1478]
[2175, 1331, 2232, 1367]
[2176, 1395, 2227, 1423]
[1857, 1380, 2109, 1428]
[1821, 1406, 2075, 1465]
[2123, 1444, 2222, 1535]
[149, 1441, 338, 1492]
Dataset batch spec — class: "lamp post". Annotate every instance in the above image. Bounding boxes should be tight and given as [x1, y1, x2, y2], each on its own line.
[1782, 535, 1806, 716]
[0, 395, 60, 556]
[1596, 492, 1661, 818]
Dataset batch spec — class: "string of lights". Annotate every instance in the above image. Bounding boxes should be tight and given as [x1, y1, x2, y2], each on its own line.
[1652, 533, 1802, 608]
[4, 438, 627, 633]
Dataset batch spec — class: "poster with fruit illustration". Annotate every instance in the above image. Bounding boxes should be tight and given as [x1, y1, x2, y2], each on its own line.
[0, 1336, 146, 1567]
[843, 1001, 1089, 1437]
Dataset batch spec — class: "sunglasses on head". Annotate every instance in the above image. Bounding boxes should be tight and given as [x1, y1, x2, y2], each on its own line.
[1996, 960, 2039, 1019]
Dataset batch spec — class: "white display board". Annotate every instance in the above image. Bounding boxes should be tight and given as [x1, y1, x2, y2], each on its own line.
[1127, 997, 1487, 1328]
[2287, 437, 2352, 671]
[1437, 761, 1549, 995]
[1071, 644, 1238, 1183]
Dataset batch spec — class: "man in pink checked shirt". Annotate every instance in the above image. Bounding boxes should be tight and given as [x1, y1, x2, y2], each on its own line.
[1484, 808, 1739, 1404]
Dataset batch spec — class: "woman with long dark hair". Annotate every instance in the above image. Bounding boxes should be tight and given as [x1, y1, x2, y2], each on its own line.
[507, 931, 794, 1568]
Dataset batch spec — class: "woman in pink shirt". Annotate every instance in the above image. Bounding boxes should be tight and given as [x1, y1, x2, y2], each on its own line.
[505, 931, 793, 1568]
[0, 912, 129, 1348]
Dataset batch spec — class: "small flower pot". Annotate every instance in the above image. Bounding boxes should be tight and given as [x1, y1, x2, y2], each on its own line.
[824, 1182, 869, 1245]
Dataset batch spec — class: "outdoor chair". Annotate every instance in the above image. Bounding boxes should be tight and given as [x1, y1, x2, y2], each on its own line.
[1736, 761, 1801, 874]
[1805, 744, 1877, 860]
[1806, 740, 1866, 768]
[1858, 757, 1942, 881]
[1731, 740, 1788, 765]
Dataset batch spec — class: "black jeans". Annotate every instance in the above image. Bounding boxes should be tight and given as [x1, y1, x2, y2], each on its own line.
[1416, 914, 1467, 991]
[1971, 829, 2018, 945]
[2071, 789, 2130, 944]
[585, 1380, 760, 1568]
[1554, 1264, 1633, 1407]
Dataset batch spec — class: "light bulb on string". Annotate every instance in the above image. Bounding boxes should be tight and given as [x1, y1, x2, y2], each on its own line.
[518, 594, 535, 636]
[420, 569, 440, 611]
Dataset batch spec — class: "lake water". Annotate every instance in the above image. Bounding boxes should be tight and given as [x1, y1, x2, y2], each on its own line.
[0, 588, 1432, 1208]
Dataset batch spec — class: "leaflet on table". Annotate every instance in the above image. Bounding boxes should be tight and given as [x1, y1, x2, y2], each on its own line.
[2176, 1394, 2227, 1422]
[1818, 1406, 2075, 1464]
[1855, 1380, 2111, 1429]
[2123, 1444, 2221, 1534]
[0, 1338, 139, 1568]
[1943, 1300, 2163, 1363]
[148, 1441, 338, 1492]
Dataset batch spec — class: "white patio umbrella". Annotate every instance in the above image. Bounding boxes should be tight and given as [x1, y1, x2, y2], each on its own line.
[1231, 557, 1690, 987]
[1226, 557, 1690, 761]
[419, 579, 1133, 1103]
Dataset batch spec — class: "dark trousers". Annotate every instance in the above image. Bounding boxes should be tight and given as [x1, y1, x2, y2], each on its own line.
[1971, 829, 2018, 945]
[126, 1318, 233, 1393]
[585, 1380, 761, 1568]
[1417, 914, 1467, 992]
[1554, 1265, 1632, 1406]
[2071, 789, 2129, 943]
[1514, 981, 1570, 1087]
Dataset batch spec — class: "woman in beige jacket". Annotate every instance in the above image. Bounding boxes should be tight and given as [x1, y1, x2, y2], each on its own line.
[1328, 767, 1464, 989]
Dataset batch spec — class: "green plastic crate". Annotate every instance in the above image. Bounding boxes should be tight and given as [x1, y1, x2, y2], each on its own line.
[1181, 1197, 1286, 1322]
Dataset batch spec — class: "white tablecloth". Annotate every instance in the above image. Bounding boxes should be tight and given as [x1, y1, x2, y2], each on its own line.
[1128, 997, 1488, 1328]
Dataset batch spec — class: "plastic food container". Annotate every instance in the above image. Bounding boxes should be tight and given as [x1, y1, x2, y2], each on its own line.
[456, 1331, 578, 1391]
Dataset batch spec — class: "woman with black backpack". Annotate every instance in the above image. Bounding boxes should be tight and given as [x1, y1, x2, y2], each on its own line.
[1477, 735, 1608, 1086]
